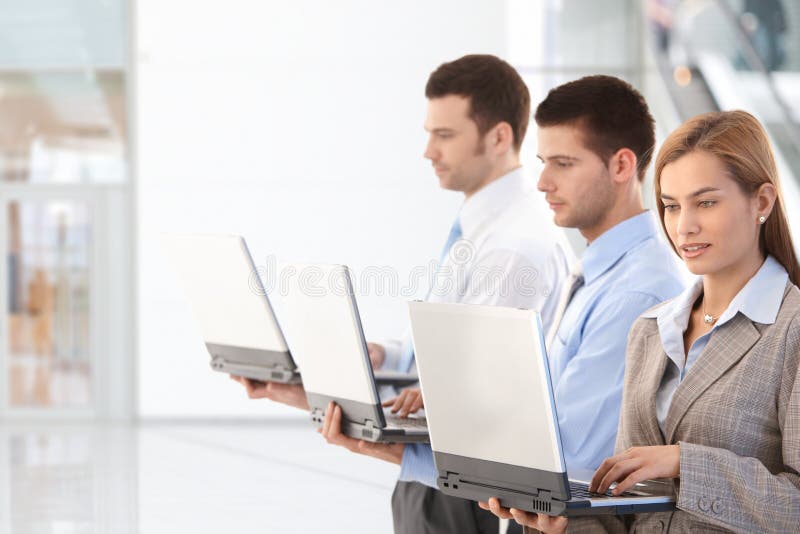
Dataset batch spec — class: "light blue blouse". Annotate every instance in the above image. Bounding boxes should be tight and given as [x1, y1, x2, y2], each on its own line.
[641, 255, 789, 435]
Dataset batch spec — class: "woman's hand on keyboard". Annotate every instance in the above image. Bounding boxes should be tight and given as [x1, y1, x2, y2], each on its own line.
[382, 387, 424, 417]
[590, 444, 680, 496]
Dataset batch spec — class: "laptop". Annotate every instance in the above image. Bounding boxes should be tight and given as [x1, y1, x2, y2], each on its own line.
[407, 301, 676, 517]
[162, 234, 301, 383]
[279, 261, 428, 443]
[162, 234, 417, 387]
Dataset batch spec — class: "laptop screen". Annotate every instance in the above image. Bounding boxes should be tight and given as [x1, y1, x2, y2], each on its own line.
[409, 301, 566, 474]
[278, 262, 378, 406]
[162, 234, 289, 352]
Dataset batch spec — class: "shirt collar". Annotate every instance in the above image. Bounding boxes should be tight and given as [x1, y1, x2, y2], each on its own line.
[642, 255, 788, 326]
[718, 255, 787, 325]
[642, 276, 702, 334]
[457, 167, 533, 238]
[580, 211, 661, 285]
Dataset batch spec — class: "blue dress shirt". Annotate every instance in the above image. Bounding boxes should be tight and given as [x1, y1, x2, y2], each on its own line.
[642, 255, 788, 435]
[400, 211, 687, 487]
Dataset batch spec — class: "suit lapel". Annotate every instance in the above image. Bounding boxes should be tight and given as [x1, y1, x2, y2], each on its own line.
[635, 333, 668, 446]
[665, 313, 760, 443]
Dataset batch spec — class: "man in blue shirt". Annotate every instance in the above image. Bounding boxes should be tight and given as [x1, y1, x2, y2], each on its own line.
[322, 75, 687, 528]
[478, 77, 688, 529]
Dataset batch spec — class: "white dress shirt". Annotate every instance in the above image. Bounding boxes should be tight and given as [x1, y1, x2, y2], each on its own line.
[382, 166, 574, 371]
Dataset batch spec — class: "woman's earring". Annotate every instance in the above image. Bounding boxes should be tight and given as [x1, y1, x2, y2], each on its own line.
[759, 215, 767, 224]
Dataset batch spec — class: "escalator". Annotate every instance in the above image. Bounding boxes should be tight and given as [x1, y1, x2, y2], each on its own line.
[646, 0, 800, 233]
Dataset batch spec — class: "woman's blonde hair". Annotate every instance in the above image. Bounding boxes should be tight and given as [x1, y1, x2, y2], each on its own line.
[654, 110, 800, 286]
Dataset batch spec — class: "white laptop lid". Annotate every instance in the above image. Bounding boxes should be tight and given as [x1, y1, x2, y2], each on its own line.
[161, 234, 288, 351]
[278, 262, 377, 405]
[408, 301, 566, 474]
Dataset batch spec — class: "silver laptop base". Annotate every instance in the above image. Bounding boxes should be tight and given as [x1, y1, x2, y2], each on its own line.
[434, 452, 674, 517]
[307, 392, 428, 444]
[439, 475, 674, 517]
[206, 343, 299, 383]
[210, 358, 300, 384]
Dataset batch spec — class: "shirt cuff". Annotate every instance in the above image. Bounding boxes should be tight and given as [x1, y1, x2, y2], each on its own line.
[380, 337, 405, 371]
[398, 443, 438, 489]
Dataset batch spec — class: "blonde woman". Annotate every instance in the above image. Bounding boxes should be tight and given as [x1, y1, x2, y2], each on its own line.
[492, 110, 800, 532]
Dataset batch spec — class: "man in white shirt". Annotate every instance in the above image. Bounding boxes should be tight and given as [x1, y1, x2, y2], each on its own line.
[317, 54, 572, 534]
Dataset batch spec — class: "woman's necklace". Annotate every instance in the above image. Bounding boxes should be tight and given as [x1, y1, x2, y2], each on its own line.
[702, 297, 719, 325]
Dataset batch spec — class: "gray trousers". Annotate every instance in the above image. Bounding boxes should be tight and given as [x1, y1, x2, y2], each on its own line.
[391, 481, 523, 534]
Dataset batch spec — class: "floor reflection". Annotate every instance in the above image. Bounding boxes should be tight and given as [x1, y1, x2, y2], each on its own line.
[1, 421, 397, 533]
[1, 425, 136, 534]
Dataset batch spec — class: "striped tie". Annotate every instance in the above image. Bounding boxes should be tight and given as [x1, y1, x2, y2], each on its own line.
[545, 260, 583, 352]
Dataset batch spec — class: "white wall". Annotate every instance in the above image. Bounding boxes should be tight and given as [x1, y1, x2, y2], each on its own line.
[135, 1, 509, 417]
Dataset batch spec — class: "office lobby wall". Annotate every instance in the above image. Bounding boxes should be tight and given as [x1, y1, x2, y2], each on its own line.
[135, 1, 508, 417]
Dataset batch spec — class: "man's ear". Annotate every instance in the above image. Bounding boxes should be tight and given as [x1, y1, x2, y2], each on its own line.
[609, 147, 638, 184]
[490, 121, 514, 156]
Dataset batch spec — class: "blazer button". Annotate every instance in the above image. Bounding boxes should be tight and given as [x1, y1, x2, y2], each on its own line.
[698, 496, 710, 512]
[656, 520, 665, 532]
[711, 499, 723, 514]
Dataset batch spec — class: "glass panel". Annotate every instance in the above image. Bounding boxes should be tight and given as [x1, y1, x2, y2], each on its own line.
[511, 0, 638, 70]
[0, 0, 127, 183]
[7, 200, 92, 408]
[0, 71, 127, 183]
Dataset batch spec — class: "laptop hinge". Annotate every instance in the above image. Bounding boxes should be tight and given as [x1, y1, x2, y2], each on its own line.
[212, 355, 293, 372]
[440, 472, 554, 500]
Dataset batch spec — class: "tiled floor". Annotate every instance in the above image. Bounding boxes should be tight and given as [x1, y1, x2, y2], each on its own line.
[0, 420, 399, 533]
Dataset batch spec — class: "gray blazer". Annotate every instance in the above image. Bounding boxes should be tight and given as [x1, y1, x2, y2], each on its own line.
[531, 281, 800, 534]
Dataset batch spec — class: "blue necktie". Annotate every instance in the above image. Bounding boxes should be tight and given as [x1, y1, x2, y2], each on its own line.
[398, 218, 462, 373]
[438, 219, 463, 267]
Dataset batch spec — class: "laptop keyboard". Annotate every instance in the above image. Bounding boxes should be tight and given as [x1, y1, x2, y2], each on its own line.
[569, 481, 630, 499]
[385, 414, 427, 429]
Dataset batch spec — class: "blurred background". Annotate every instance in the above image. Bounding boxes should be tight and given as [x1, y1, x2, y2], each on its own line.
[1, 0, 798, 532]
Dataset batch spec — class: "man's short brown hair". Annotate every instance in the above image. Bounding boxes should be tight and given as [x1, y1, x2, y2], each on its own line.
[425, 54, 530, 152]
[535, 75, 655, 181]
